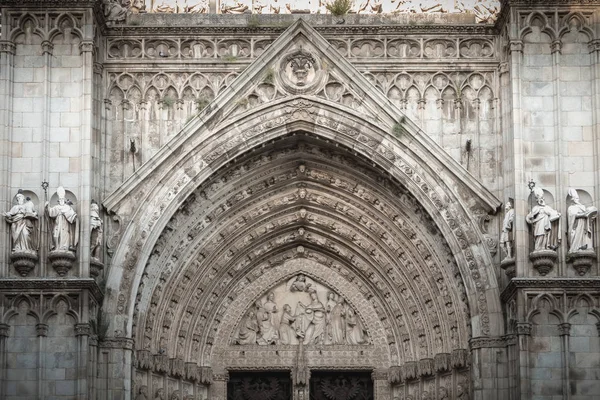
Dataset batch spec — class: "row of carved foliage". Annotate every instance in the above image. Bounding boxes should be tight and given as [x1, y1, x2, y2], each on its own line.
[388, 349, 469, 384]
[106, 37, 494, 59]
[137, 350, 213, 384]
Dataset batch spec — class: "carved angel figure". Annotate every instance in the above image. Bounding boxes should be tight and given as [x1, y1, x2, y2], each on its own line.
[525, 187, 561, 251]
[567, 188, 597, 253]
[45, 187, 79, 252]
[4, 190, 38, 253]
[500, 200, 514, 260]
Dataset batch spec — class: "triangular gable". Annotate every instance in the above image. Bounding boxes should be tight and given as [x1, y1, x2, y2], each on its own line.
[104, 19, 500, 213]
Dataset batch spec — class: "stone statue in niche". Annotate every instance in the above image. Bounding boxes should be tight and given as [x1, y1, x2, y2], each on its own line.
[526, 187, 561, 252]
[46, 187, 78, 252]
[4, 189, 39, 276]
[567, 188, 597, 253]
[500, 200, 514, 261]
[90, 200, 104, 261]
[45, 186, 79, 275]
[4, 190, 38, 254]
[233, 274, 368, 345]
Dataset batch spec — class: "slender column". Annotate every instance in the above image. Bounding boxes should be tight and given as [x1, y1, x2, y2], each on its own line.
[589, 38, 600, 252]
[0, 323, 10, 399]
[550, 38, 565, 274]
[372, 369, 390, 400]
[558, 322, 571, 400]
[75, 323, 92, 400]
[516, 322, 531, 400]
[36, 322, 49, 400]
[79, 39, 95, 278]
[0, 40, 16, 277]
[40, 40, 53, 278]
[210, 371, 228, 400]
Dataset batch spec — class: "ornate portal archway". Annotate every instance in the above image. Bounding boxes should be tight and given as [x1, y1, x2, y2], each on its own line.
[101, 19, 503, 400]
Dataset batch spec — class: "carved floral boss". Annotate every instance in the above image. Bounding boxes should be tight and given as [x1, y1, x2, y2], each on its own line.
[280, 48, 322, 94]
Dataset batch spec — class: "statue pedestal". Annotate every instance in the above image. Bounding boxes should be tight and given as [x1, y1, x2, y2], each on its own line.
[567, 249, 596, 276]
[529, 250, 557, 276]
[500, 257, 516, 278]
[10, 250, 38, 276]
[48, 250, 76, 276]
[90, 257, 104, 278]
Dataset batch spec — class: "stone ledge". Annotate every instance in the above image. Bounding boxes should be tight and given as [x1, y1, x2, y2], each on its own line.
[0, 278, 104, 303]
[501, 277, 600, 302]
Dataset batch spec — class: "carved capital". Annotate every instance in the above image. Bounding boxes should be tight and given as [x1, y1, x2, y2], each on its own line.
[170, 357, 185, 378]
[400, 361, 418, 381]
[79, 40, 94, 55]
[0, 323, 10, 338]
[418, 358, 434, 377]
[0, 41, 16, 55]
[41, 41, 54, 56]
[516, 322, 532, 336]
[451, 348, 469, 369]
[36, 323, 49, 337]
[137, 349, 153, 370]
[509, 40, 523, 54]
[75, 323, 91, 336]
[558, 323, 571, 336]
[213, 371, 229, 382]
[388, 366, 401, 384]
[588, 39, 600, 54]
[551, 40, 562, 54]
[371, 369, 388, 381]
[434, 353, 451, 372]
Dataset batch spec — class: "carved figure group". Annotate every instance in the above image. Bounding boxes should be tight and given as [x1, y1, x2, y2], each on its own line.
[567, 188, 597, 253]
[3, 190, 38, 254]
[234, 275, 367, 345]
[46, 186, 79, 253]
[526, 187, 560, 252]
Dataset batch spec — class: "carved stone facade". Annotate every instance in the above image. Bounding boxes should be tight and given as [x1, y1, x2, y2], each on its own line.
[1, 1, 600, 400]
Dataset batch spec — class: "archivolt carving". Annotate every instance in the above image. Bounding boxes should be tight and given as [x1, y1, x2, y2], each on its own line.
[129, 138, 475, 371]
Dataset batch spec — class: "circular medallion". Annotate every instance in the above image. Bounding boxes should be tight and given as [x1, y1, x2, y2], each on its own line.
[279, 48, 324, 94]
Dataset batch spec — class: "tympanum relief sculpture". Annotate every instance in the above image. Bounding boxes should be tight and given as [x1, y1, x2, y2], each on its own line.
[3, 189, 39, 276]
[234, 274, 368, 345]
[566, 188, 597, 275]
[526, 187, 560, 275]
[45, 186, 79, 275]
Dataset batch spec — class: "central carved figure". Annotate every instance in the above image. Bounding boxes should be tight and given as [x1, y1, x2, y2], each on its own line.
[233, 274, 368, 345]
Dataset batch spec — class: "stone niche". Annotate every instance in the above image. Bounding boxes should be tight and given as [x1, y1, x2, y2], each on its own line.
[232, 274, 369, 346]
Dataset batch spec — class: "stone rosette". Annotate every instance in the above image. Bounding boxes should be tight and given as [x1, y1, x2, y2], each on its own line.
[567, 249, 596, 276]
[529, 250, 557, 276]
[48, 250, 76, 276]
[10, 249, 38, 276]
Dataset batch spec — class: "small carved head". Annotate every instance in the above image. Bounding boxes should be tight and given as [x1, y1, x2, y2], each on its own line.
[505, 201, 512, 211]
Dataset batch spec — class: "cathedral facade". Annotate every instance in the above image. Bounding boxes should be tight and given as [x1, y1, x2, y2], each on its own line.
[1, 1, 600, 399]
